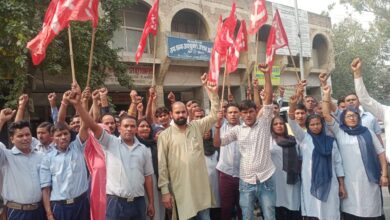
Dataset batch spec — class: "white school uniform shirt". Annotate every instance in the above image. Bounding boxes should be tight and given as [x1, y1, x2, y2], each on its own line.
[288, 118, 344, 220]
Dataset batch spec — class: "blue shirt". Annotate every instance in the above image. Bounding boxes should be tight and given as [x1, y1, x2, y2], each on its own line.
[99, 131, 153, 198]
[0, 143, 43, 204]
[39, 136, 89, 200]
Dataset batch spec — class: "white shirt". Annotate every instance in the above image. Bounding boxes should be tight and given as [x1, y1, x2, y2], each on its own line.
[0, 144, 43, 204]
[216, 122, 240, 177]
[328, 118, 384, 217]
[355, 77, 390, 161]
[99, 131, 154, 198]
[205, 152, 220, 207]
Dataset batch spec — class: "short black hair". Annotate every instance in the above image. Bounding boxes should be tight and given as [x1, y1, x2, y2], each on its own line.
[100, 113, 116, 123]
[225, 103, 239, 112]
[238, 100, 257, 111]
[272, 101, 279, 106]
[296, 103, 307, 112]
[8, 121, 31, 137]
[337, 96, 345, 106]
[344, 92, 358, 101]
[37, 122, 53, 133]
[155, 107, 169, 117]
[51, 122, 70, 134]
[119, 115, 137, 125]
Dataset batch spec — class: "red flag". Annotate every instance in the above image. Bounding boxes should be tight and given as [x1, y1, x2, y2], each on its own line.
[135, 0, 159, 64]
[85, 129, 107, 220]
[208, 3, 237, 83]
[265, 9, 288, 70]
[248, 0, 268, 35]
[27, 0, 99, 65]
[226, 20, 248, 74]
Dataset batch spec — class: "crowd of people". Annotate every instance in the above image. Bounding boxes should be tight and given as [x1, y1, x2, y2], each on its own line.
[0, 58, 388, 220]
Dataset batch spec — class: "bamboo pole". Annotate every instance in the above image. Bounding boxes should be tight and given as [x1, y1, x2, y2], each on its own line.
[220, 64, 228, 107]
[152, 35, 157, 87]
[287, 46, 301, 82]
[68, 26, 76, 83]
[86, 28, 97, 88]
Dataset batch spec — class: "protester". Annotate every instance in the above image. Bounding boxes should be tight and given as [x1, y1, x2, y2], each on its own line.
[322, 85, 388, 219]
[158, 73, 219, 220]
[0, 108, 45, 220]
[351, 58, 390, 162]
[214, 64, 276, 220]
[270, 116, 301, 220]
[214, 104, 242, 220]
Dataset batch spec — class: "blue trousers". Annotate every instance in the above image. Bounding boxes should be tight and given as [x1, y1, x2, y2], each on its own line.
[106, 195, 146, 220]
[7, 204, 46, 220]
[51, 194, 90, 220]
[239, 176, 276, 220]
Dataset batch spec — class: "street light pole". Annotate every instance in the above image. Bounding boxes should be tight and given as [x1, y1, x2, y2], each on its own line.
[294, 0, 305, 85]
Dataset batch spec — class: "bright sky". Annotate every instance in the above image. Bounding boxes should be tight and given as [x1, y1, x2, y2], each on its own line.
[268, 0, 375, 27]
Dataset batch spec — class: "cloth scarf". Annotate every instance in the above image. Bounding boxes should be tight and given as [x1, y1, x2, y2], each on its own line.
[84, 130, 106, 220]
[339, 109, 380, 184]
[272, 134, 300, 184]
[307, 121, 334, 202]
[138, 135, 159, 180]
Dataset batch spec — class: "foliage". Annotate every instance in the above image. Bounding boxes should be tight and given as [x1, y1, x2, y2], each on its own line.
[330, 1, 390, 105]
[0, 0, 136, 108]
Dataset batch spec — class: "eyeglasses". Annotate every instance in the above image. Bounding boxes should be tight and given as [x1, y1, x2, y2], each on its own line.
[345, 114, 358, 119]
[345, 98, 357, 102]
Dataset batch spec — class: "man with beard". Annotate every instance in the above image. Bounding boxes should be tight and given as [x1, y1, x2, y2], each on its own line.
[158, 73, 219, 220]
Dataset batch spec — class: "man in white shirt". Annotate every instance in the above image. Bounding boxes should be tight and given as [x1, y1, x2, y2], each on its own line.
[351, 58, 389, 161]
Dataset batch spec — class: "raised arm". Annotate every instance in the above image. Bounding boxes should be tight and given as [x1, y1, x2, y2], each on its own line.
[213, 110, 224, 147]
[58, 91, 71, 123]
[0, 108, 16, 132]
[145, 87, 157, 125]
[137, 103, 144, 120]
[15, 94, 28, 122]
[253, 78, 261, 109]
[91, 89, 101, 122]
[258, 64, 273, 105]
[47, 93, 59, 123]
[81, 87, 91, 111]
[99, 87, 110, 115]
[351, 58, 386, 121]
[319, 73, 337, 113]
[128, 90, 141, 118]
[196, 73, 220, 134]
[67, 83, 103, 142]
[322, 85, 334, 124]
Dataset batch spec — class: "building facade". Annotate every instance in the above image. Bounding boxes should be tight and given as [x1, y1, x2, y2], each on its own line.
[30, 0, 334, 121]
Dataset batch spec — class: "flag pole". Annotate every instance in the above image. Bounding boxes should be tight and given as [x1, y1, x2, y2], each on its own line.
[250, 33, 259, 100]
[86, 28, 97, 88]
[152, 35, 157, 87]
[68, 26, 76, 83]
[221, 63, 228, 107]
[287, 46, 301, 82]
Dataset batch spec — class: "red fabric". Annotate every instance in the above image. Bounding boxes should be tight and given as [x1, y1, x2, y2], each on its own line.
[135, 0, 159, 64]
[27, 0, 99, 65]
[226, 20, 248, 74]
[85, 130, 107, 220]
[208, 3, 237, 83]
[265, 9, 288, 71]
[248, 0, 268, 35]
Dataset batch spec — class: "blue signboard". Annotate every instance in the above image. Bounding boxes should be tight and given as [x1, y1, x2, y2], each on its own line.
[167, 36, 213, 61]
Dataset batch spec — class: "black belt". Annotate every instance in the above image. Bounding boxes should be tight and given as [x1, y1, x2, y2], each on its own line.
[107, 194, 143, 203]
[51, 191, 87, 205]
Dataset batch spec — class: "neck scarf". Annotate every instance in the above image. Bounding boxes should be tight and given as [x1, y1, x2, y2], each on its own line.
[339, 107, 380, 184]
[272, 134, 300, 184]
[307, 115, 334, 202]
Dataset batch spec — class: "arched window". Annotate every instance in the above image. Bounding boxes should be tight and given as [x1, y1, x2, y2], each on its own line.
[312, 34, 329, 68]
[171, 10, 208, 40]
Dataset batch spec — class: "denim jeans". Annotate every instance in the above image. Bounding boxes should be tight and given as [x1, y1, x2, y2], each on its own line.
[239, 176, 276, 220]
[189, 208, 211, 220]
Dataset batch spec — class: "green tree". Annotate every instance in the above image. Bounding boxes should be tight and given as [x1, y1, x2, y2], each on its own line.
[0, 0, 135, 108]
[334, 0, 390, 104]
